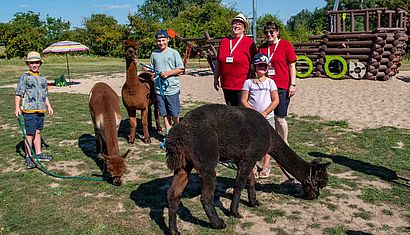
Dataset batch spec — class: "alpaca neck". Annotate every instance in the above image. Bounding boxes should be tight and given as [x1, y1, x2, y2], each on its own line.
[126, 59, 138, 82]
[269, 132, 311, 182]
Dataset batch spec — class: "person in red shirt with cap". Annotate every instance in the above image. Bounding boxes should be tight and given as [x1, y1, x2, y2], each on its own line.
[213, 13, 258, 106]
[258, 21, 297, 145]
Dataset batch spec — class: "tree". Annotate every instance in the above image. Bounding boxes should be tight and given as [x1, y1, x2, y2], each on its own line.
[82, 14, 127, 57]
[4, 11, 47, 58]
[137, 0, 221, 23]
[44, 16, 71, 44]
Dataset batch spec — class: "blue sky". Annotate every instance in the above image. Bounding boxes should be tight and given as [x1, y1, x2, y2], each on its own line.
[0, 0, 327, 28]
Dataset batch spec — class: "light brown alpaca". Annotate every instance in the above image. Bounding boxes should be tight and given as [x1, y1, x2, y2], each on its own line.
[89, 82, 130, 186]
[121, 39, 161, 144]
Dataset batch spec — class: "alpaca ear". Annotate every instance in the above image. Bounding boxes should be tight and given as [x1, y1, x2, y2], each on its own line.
[122, 149, 131, 159]
[122, 40, 129, 48]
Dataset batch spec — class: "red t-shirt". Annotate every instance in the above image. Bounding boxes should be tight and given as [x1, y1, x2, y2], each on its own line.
[217, 35, 257, 90]
[258, 39, 297, 90]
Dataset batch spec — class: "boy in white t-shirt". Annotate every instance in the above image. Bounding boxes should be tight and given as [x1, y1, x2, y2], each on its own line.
[241, 53, 279, 178]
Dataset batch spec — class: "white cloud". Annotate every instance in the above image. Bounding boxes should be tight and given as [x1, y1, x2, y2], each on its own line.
[20, 4, 30, 8]
[95, 4, 131, 10]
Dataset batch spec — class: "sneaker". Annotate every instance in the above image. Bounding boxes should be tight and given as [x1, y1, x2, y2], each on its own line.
[25, 157, 36, 169]
[159, 138, 167, 149]
[37, 153, 52, 162]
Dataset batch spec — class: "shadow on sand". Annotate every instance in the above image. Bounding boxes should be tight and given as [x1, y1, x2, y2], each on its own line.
[308, 152, 409, 185]
[129, 174, 305, 234]
[118, 118, 164, 143]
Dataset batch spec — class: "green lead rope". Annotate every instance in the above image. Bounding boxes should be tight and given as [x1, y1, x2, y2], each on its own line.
[17, 115, 105, 182]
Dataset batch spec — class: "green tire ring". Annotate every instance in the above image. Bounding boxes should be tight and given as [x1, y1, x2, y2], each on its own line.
[296, 55, 313, 78]
[324, 55, 347, 79]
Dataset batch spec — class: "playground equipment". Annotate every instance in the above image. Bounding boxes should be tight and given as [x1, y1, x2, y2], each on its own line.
[294, 8, 409, 80]
[175, 8, 408, 81]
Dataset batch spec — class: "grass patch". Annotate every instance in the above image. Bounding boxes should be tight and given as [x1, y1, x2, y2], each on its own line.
[323, 225, 347, 234]
[353, 208, 373, 220]
[0, 57, 409, 234]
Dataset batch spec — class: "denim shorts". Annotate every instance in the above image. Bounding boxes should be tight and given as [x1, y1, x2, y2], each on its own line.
[157, 92, 180, 117]
[274, 89, 290, 118]
[23, 113, 45, 135]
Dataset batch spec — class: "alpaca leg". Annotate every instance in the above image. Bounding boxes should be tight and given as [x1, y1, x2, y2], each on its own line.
[168, 163, 193, 235]
[141, 108, 151, 143]
[127, 110, 137, 144]
[95, 129, 103, 158]
[200, 169, 226, 229]
[246, 170, 260, 207]
[154, 102, 162, 132]
[148, 105, 153, 131]
[230, 159, 258, 218]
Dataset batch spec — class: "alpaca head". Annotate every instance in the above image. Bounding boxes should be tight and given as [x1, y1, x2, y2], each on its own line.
[301, 159, 331, 199]
[123, 40, 139, 61]
[103, 150, 130, 186]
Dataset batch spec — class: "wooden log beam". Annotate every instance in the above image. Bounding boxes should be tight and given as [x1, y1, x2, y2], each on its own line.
[325, 48, 371, 54]
[325, 40, 373, 47]
[293, 42, 321, 47]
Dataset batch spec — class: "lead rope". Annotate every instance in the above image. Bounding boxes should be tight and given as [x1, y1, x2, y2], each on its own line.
[17, 115, 105, 181]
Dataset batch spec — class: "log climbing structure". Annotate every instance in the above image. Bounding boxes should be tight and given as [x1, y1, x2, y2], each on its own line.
[175, 8, 409, 80]
[294, 8, 409, 80]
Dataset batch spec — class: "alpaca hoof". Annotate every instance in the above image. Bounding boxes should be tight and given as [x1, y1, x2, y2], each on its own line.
[249, 200, 261, 207]
[144, 137, 151, 144]
[168, 229, 180, 235]
[128, 137, 135, 144]
[211, 218, 226, 229]
[231, 211, 243, 218]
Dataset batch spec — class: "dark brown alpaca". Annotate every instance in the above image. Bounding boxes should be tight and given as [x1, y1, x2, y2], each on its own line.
[121, 39, 161, 144]
[89, 82, 130, 186]
[166, 104, 330, 234]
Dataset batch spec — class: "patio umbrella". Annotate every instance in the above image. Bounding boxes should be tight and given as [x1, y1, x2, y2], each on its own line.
[42, 41, 89, 84]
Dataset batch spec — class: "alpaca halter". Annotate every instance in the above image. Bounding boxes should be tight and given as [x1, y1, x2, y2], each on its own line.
[305, 165, 316, 188]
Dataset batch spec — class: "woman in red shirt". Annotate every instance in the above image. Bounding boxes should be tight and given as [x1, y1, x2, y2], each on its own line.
[258, 21, 297, 144]
[213, 13, 257, 106]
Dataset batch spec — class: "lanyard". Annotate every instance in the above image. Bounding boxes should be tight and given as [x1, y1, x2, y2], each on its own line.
[267, 39, 281, 63]
[229, 35, 244, 56]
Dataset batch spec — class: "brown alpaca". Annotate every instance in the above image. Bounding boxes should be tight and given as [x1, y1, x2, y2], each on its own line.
[121, 39, 161, 144]
[89, 82, 130, 186]
[166, 104, 330, 234]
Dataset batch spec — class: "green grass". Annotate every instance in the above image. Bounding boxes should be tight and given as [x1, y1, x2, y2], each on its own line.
[0, 57, 409, 234]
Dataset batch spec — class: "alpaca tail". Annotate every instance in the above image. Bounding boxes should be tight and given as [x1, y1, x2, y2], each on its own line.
[165, 127, 186, 171]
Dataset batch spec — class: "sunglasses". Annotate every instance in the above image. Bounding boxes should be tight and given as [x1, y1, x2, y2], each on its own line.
[264, 30, 278, 35]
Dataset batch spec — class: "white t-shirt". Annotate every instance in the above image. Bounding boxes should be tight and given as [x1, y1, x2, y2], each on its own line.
[242, 78, 278, 119]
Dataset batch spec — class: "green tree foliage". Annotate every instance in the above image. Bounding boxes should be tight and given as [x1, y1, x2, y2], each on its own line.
[137, 0, 221, 23]
[44, 16, 71, 45]
[4, 11, 47, 58]
[130, 2, 237, 58]
[82, 14, 128, 57]
[287, 8, 327, 42]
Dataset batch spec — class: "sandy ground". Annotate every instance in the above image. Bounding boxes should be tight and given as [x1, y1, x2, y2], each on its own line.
[40, 69, 410, 130]
[3, 69, 410, 234]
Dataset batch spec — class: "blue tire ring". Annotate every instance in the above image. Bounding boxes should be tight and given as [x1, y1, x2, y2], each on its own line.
[324, 55, 348, 79]
[296, 55, 313, 78]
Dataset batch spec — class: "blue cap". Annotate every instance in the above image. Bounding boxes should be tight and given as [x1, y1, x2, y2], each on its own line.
[155, 29, 169, 39]
[252, 53, 269, 65]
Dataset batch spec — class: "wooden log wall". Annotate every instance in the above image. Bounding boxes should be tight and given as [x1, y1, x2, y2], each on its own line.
[294, 29, 408, 80]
